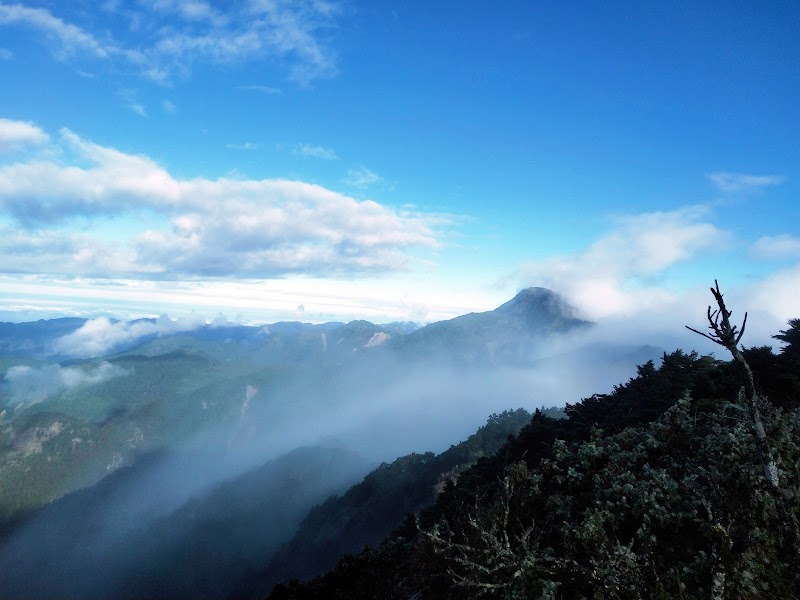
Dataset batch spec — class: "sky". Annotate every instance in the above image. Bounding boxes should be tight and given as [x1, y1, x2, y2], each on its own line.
[0, 0, 798, 343]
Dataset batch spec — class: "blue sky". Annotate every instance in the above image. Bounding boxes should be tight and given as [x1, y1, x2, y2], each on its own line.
[0, 1, 797, 340]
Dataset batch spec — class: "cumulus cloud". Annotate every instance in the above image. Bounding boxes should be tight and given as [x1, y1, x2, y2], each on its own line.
[52, 315, 207, 357]
[0, 118, 49, 152]
[0, 127, 180, 224]
[293, 143, 338, 160]
[3, 361, 129, 405]
[0, 1, 340, 85]
[707, 172, 786, 194]
[519, 206, 730, 319]
[751, 235, 800, 260]
[0, 125, 445, 278]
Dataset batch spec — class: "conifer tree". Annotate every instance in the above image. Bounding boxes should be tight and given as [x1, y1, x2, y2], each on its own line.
[773, 318, 800, 355]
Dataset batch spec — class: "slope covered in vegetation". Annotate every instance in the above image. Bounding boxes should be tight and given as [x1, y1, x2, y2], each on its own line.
[268, 319, 800, 599]
[243, 409, 533, 597]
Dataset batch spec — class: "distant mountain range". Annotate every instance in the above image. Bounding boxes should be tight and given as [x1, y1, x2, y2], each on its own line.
[0, 287, 589, 364]
[0, 287, 667, 600]
[0, 317, 87, 357]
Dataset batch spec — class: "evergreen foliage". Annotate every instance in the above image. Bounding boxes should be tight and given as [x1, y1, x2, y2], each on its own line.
[773, 319, 800, 355]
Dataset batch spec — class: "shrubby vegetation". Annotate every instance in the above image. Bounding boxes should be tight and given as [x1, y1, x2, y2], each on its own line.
[268, 319, 800, 599]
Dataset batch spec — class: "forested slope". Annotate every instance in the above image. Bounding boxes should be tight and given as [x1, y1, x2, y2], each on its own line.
[268, 320, 800, 599]
[242, 409, 532, 597]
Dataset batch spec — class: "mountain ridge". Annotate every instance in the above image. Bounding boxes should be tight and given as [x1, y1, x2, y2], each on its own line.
[0, 287, 589, 366]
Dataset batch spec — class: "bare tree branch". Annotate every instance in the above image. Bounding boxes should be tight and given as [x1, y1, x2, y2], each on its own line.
[686, 280, 800, 587]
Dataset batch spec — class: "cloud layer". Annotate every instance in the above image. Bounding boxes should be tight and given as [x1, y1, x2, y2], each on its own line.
[0, 119, 446, 279]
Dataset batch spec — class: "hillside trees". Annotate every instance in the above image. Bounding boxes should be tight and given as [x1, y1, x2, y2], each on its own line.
[423, 394, 800, 598]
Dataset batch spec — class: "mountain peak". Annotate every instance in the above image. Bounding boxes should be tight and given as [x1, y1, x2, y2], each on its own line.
[393, 287, 591, 365]
[494, 287, 587, 326]
[497, 287, 563, 308]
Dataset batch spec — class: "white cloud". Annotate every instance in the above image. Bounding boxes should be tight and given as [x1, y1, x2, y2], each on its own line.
[343, 166, 383, 189]
[513, 205, 797, 351]
[100, 0, 121, 13]
[707, 172, 786, 194]
[4, 361, 129, 404]
[293, 143, 338, 160]
[0, 2, 341, 85]
[0, 117, 49, 151]
[0, 127, 181, 224]
[0, 227, 159, 275]
[0, 124, 446, 278]
[0, 3, 111, 59]
[129, 103, 147, 117]
[236, 84, 282, 95]
[0, 47, 12, 59]
[519, 206, 729, 319]
[148, 0, 224, 24]
[118, 88, 148, 117]
[745, 265, 800, 325]
[162, 99, 177, 113]
[751, 235, 800, 260]
[225, 141, 259, 150]
[52, 314, 206, 357]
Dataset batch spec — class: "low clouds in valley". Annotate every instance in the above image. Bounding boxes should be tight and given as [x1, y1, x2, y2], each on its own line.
[52, 314, 208, 357]
[4, 361, 129, 405]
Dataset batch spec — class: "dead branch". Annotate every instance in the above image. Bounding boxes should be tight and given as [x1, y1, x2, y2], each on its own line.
[686, 280, 800, 588]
